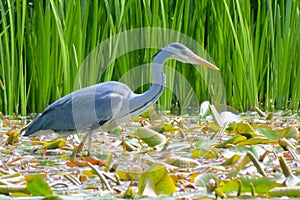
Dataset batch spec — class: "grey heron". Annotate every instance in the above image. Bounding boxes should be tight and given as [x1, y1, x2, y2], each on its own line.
[23, 43, 219, 152]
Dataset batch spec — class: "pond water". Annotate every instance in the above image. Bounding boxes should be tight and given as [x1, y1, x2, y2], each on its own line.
[0, 111, 299, 198]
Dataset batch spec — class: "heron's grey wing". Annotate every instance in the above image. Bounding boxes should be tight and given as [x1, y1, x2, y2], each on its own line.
[23, 93, 80, 136]
[72, 89, 123, 130]
[93, 89, 124, 129]
[24, 85, 124, 136]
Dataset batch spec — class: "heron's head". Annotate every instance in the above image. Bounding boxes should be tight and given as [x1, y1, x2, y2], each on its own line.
[161, 43, 219, 70]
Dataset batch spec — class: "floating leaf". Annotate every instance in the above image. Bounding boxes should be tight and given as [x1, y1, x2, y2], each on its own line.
[43, 195, 61, 200]
[41, 138, 66, 149]
[109, 126, 122, 134]
[139, 177, 157, 198]
[140, 106, 157, 119]
[220, 154, 241, 166]
[66, 160, 89, 167]
[216, 135, 247, 148]
[84, 156, 106, 166]
[236, 136, 271, 146]
[206, 121, 221, 132]
[0, 185, 28, 195]
[24, 173, 46, 180]
[135, 127, 166, 147]
[65, 161, 78, 168]
[193, 140, 216, 148]
[255, 127, 282, 140]
[116, 169, 130, 180]
[189, 172, 201, 183]
[116, 165, 143, 181]
[235, 122, 257, 138]
[219, 177, 282, 194]
[7, 130, 20, 145]
[128, 165, 143, 180]
[122, 140, 138, 151]
[280, 126, 299, 140]
[214, 188, 226, 198]
[191, 148, 218, 159]
[138, 163, 176, 196]
[119, 187, 136, 199]
[150, 123, 178, 133]
[82, 170, 96, 177]
[226, 153, 251, 179]
[268, 186, 300, 197]
[10, 192, 30, 197]
[165, 155, 200, 168]
[25, 174, 52, 196]
[194, 173, 219, 187]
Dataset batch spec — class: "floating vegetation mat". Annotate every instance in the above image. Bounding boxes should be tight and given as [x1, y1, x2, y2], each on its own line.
[0, 109, 299, 199]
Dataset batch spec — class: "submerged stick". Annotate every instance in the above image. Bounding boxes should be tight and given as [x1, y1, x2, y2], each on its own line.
[88, 162, 113, 192]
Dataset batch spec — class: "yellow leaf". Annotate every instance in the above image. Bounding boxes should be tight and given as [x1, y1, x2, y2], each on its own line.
[138, 163, 176, 196]
[7, 130, 20, 145]
[236, 136, 271, 146]
[24, 174, 46, 180]
[118, 187, 136, 199]
[216, 135, 247, 148]
[41, 138, 66, 149]
[192, 148, 218, 159]
[116, 165, 143, 181]
[150, 123, 178, 133]
[220, 154, 241, 166]
[82, 170, 96, 177]
[236, 122, 255, 134]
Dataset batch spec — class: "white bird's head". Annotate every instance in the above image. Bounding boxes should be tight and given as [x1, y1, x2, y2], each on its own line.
[161, 43, 219, 70]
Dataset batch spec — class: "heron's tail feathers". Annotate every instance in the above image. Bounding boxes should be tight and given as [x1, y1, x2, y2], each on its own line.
[22, 116, 42, 136]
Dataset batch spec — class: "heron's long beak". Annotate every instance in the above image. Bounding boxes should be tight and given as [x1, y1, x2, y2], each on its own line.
[194, 55, 219, 70]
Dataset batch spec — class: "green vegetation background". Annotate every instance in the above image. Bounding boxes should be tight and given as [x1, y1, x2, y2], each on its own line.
[0, 0, 299, 116]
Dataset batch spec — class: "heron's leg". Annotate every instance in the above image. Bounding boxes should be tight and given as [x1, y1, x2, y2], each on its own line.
[87, 130, 92, 155]
[70, 133, 88, 160]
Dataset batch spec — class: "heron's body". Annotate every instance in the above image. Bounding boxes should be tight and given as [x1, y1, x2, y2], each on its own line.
[24, 81, 164, 135]
[23, 43, 218, 141]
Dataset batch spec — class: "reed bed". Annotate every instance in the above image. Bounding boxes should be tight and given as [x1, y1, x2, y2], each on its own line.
[0, 0, 299, 115]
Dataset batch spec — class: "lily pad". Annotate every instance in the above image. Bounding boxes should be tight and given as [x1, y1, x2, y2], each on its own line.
[219, 177, 282, 194]
[138, 163, 176, 196]
[255, 127, 283, 140]
[194, 173, 219, 187]
[216, 135, 247, 148]
[135, 127, 166, 147]
[25, 174, 52, 196]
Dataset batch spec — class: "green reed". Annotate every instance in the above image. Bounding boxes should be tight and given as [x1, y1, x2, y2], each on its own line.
[0, 0, 299, 115]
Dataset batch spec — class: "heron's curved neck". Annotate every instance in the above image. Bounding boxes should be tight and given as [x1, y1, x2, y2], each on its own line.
[129, 51, 169, 116]
[152, 51, 168, 85]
